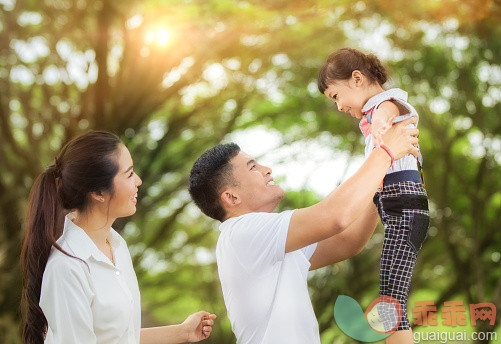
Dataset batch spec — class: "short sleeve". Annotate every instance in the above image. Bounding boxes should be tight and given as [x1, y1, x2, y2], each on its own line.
[301, 242, 318, 261]
[368, 99, 419, 125]
[39, 257, 96, 343]
[225, 210, 294, 274]
[388, 99, 419, 124]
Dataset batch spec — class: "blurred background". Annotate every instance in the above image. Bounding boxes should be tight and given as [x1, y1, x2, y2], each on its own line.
[0, 0, 500, 343]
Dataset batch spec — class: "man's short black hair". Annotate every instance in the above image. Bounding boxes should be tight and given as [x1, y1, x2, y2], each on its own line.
[189, 143, 241, 222]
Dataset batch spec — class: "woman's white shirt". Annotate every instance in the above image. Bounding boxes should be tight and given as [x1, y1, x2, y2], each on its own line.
[39, 215, 141, 343]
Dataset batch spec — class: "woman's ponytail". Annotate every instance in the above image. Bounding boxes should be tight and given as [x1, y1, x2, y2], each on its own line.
[21, 166, 62, 344]
[20, 130, 122, 343]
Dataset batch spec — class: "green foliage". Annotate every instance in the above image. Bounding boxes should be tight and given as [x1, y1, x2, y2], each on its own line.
[1, 0, 500, 343]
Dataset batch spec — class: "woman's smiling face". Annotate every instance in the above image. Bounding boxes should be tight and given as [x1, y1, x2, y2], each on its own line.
[107, 144, 142, 218]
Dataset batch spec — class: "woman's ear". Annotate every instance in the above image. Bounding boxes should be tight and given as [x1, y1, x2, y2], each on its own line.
[352, 70, 364, 86]
[220, 189, 241, 207]
[90, 191, 105, 203]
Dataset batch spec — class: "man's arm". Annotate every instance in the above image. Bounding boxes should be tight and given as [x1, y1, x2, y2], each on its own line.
[308, 201, 378, 270]
[371, 101, 399, 148]
[285, 117, 418, 253]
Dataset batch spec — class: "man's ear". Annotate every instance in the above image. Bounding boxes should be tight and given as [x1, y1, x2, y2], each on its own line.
[220, 189, 241, 207]
[352, 70, 364, 86]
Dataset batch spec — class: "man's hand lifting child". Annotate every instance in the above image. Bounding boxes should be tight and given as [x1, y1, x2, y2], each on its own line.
[370, 101, 399, 148]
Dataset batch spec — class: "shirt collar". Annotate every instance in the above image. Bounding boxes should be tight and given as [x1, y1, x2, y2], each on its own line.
[219, 212, 255, 231]
[362, 88, 408, 113]
[60, 214, 121, 264]
[219, 217, 236, 232]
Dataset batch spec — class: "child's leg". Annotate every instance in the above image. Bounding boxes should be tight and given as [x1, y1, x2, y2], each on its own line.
[386, 329, 413, 344]
[375, 182, 429, 333]
[374, 192, 399, 331]
[380, 219, 417, 331]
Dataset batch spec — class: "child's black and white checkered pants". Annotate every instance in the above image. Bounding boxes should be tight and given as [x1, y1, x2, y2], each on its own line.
[373, 181, 430, 332]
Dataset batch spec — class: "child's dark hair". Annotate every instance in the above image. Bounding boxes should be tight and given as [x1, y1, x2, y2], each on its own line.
[318, 48, 388, 94]
[189, 143, 241, 222]
[21, 130, 122, 344]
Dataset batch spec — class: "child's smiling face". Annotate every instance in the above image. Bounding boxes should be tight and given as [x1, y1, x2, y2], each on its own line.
[323, 78, 367, 119]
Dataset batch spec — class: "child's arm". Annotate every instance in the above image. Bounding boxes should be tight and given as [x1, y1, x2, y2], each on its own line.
[370, 101, 400, 148]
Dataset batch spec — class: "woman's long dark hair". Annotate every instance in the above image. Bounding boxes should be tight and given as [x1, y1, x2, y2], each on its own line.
[20, 131, 122, 344]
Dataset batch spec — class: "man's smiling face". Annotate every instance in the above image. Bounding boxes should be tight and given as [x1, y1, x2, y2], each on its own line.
[225, 151, 285, 214]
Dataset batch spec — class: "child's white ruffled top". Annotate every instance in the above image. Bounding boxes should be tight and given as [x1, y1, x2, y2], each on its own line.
[360, 88, 422, 174]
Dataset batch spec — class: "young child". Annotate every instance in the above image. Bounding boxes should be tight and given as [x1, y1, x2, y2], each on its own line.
[317, 48, 430, 338]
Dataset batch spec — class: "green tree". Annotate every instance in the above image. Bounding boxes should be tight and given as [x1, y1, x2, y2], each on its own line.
[1, 1, 499, 343]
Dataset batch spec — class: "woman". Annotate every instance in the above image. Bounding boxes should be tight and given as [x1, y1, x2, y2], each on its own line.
[21, 131, 216, 343]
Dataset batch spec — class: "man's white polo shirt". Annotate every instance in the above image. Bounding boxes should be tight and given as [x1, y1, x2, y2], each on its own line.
[40, 215, 141, 343]
[216, 210, 320, 344]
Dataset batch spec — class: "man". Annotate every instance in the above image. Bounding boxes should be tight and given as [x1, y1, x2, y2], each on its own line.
[189, 118, 419, 343]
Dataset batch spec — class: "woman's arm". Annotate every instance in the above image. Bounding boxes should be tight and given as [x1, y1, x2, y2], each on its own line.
[39, 259, 97, 343]
[140, 311, 216, 344]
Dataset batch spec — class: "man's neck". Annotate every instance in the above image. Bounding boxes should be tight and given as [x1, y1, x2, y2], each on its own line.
[223, 205, 279, 221]
[223, 208, 251, 222]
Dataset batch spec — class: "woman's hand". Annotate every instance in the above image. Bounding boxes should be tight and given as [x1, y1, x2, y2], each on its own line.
[182, 311, 217, 342]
